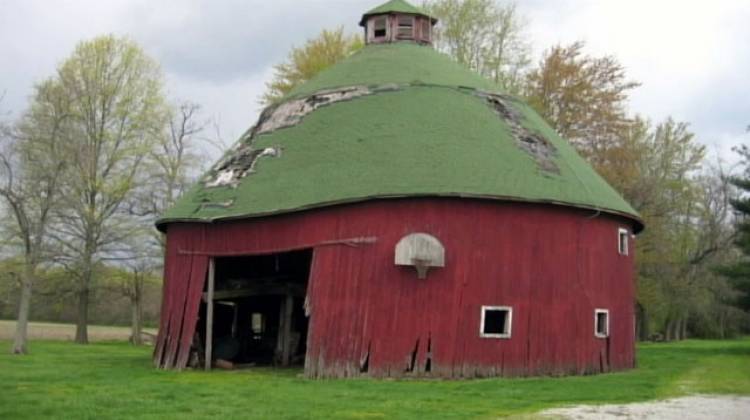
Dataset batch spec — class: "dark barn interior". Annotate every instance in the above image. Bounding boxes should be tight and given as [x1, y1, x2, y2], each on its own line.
[194, 249, 312, 368]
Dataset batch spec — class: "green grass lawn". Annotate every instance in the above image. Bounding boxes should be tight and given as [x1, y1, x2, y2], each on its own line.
[1, 339, 748, 419]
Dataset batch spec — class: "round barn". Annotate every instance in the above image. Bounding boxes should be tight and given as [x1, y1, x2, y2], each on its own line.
[153, 0, 643, 378]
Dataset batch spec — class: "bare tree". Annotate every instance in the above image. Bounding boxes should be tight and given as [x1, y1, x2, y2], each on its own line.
[127, 263, 148, 345]
[140, 102, 206, 227]
[0, 83, 67, 354]
[113, 255, 156, 345]
[119, 101, 207, 344]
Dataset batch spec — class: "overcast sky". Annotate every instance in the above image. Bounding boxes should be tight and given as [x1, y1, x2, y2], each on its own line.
[1, 0, 748, 164]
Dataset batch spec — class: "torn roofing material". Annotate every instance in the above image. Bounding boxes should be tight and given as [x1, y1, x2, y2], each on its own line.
[255, 86, 373, 136]
[477, 92, 560, 175]
[202, 85, 381, 189]
[202, 85, 562, 190]
[161, 71, 641, 231]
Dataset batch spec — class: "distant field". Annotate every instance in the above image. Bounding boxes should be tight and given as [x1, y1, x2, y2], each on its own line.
[0, 338, 748, 419]
[0, 320, 156, 342]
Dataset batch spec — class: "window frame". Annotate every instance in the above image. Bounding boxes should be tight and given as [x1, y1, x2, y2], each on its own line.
[479, 305, 513, 339]
[618, 228, 629, 256]
[396, 15, 415, 39]
[594, 308, 610, 338]
[251, 312, 265, 335]
[371, 16, 388, 40]
[420, 18, 431, 42]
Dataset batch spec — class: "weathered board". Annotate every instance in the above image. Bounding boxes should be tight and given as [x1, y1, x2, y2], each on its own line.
[154, 198, 636, 378]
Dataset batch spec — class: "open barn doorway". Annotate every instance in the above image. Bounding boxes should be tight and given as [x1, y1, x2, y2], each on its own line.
[195, 249, 313, 369]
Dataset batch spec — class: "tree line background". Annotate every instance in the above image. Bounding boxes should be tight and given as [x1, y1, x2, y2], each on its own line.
[1, 0, 749, 354]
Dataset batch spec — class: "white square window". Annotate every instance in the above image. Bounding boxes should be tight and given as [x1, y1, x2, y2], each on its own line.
[618, 228, 629, 255]
[595, 309, 609, 338]
[251, 312, 264, 334]
[480, 306, 512, 338]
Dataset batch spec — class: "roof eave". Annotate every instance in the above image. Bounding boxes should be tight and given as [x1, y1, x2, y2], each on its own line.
[156, 194, 644, 234]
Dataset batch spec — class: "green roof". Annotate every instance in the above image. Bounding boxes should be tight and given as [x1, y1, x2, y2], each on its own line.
[360, 0, 431, 26]
[285, 43, 496, 99]
[158, 42, 642, 232]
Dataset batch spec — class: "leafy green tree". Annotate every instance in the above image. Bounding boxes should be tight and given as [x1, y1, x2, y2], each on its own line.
[42, 35, 168, 344]
[262, 27, 363, 104]
[524, 41, 639, 159]
[423, 0, 531, 94]
[719, 144, 750, 312]
[524, 42, 746, 339]
[592, 117, 727, 339]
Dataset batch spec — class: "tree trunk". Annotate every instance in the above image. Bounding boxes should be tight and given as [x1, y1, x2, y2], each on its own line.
[672, 318, 682, 341]
[75, 287, 89, 344]
[129, 278, 144, 345]
[665, 319, 674, 341]
[636, 302, 649, 341]
[11, 262, 34, 354]
[75, 244, 94, 344]
[129, 298, 143, 345]
[680, 316, 688, 340]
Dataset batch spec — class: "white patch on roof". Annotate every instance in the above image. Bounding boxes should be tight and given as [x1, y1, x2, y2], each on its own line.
[256, 86, 372, 135]
[206, 169, 237, 188]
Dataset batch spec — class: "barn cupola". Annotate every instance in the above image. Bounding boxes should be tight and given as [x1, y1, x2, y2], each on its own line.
[359, 0, 437, 45]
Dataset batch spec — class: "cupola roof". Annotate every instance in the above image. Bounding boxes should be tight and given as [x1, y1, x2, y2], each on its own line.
[359, 0, 437, 26]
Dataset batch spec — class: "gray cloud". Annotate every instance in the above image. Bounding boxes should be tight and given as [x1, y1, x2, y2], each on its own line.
[519, 0, 750, 163]
[123, 0, 373, 82]
[1, 0, 748, 164]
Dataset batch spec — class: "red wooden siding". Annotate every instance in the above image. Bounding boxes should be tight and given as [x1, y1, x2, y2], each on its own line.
[154, 236, 208, 369]
[154, 198, 636, 377]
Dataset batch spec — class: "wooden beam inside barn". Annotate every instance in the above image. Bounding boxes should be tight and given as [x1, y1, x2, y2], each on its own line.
[201, 283, 306, 301]
[281, 294, 294, 367]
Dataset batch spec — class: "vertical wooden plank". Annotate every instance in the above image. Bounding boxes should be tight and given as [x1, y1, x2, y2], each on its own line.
[153, 232, 174, 367]
[282, 293, 294, 367]
[163, 254, 194, 369]
[205, 258, 215, 371]
[175, 255, 209, 370]
[276, 297, 286, 364]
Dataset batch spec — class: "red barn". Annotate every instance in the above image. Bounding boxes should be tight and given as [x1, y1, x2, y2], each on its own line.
[153, 0, 643, 378]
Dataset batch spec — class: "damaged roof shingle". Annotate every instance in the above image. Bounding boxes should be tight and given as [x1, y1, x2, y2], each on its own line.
[476, 92, 560, 175]
[203, 85, 384, 188]
[255, 86, 373, 136]
[205, 146, 281, 188]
